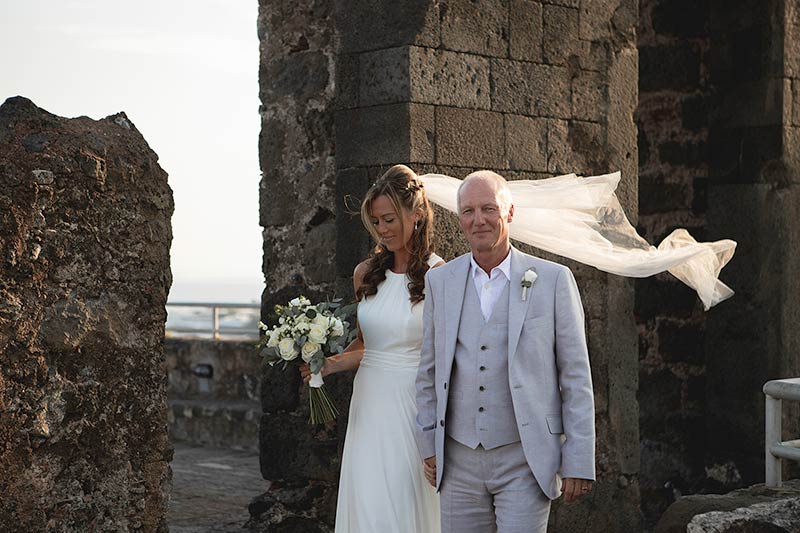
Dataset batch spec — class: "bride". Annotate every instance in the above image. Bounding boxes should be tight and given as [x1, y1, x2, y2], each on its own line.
[301, 164, 443, 532]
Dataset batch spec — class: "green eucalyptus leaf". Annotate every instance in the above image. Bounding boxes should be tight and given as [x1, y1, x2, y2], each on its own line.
[310, 357, 324, 374]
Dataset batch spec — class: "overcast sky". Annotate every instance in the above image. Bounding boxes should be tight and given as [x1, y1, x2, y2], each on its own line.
[0, 1, 263, 302]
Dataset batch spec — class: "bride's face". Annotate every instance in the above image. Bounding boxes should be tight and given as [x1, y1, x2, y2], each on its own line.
[369, 194, 416, 252]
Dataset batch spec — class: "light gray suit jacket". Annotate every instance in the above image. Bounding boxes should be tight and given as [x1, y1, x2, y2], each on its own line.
[415, 246, 596, 500]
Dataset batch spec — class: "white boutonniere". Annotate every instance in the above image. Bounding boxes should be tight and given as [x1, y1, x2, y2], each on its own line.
[521, 269, 538, 301]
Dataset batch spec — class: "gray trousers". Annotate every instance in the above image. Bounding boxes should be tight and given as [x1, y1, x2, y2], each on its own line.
[441, 436, 551, 533]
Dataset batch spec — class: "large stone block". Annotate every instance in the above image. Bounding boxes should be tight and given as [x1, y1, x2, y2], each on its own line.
[335, 53, 360, 110]
[783, 126, 800, 183]
[440, 0, 509, 57]
[510, 0, 543, 62]
[435, 107, 505, 168]
[0, 97, 172, 532]
[359, 47, 410, 107]
[658, 140, 708, 167]
[542, 5, 580, 65]
[579, 0, 635, 42]
[335, 103, 435, 167]
[576, 39, 611, 72]
[712, 78, 786, 129]
[335, 0, 440, 53]
[793, 80, 800, 127]
[264, 51, 330, 102]
[708, 125, 783, 183]
[658, 320, 705, 366]
[708, 0, 781, 33]
[504, 114, 548, 171]
[409, 47, 491, 109]
[639, 43, 701, 92]
[571, 69, 607, 122]
[546, 119, 606, 175]
[706, 22, 782, 85]
[651, 0, 709, 38]
[491, 60, 570, 118]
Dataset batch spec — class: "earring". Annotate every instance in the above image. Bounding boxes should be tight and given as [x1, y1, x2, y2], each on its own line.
[414, 221, 419, 231]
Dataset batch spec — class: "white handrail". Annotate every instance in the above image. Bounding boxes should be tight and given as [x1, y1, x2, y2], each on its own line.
[166, 302, 260, 340]
[763, 377, 800, 487]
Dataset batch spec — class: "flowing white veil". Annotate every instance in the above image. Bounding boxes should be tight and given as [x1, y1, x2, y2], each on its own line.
[418, 171, 736, 310]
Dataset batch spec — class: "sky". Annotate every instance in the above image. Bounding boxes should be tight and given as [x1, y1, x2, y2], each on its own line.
[0, 1, 263, 303]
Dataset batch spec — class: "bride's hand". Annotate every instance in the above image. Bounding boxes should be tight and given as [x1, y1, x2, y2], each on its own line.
[299, 361, 329, 383]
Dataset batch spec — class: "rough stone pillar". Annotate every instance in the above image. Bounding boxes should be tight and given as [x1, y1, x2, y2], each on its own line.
[0, 97, 173, 531]
[258, 1, 641, 530]
[256, 1, 347, 527]
[705, 0, 800, 484]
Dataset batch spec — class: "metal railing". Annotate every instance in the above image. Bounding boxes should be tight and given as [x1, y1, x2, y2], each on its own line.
[166, 302, 260, 340]
[764, 377, 800, 487]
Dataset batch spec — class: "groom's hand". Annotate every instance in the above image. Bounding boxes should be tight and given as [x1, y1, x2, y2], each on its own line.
[422, 456, 436, 487]
[562, 478, 593, 503]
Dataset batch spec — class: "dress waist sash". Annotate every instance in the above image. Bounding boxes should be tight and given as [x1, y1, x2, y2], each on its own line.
[360, 349, 420, 371]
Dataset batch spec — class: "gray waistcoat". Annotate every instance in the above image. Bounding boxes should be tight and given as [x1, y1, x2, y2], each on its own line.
[446, 276, 520, 450]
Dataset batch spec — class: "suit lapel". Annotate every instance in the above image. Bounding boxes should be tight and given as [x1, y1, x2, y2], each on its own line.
[444, 255, 470, 370]
[508, 247, 531, 366]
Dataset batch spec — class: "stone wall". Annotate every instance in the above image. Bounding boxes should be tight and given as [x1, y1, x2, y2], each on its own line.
[0, 97, 173, 531]
[257, 0, 347, 526]
[259, 1, 642, 531]
[166, 339, 262, 451]
[636, 0, 715, 525]
[636, 0, 800, 527]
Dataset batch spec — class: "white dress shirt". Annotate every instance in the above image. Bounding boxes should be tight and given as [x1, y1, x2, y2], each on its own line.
[470, 251, 511, 321]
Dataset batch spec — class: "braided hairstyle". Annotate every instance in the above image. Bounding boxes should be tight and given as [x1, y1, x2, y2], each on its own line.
[357, 165, 435, 304]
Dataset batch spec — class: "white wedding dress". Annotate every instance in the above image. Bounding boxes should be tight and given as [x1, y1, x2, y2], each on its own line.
[335, 254, 442, 533]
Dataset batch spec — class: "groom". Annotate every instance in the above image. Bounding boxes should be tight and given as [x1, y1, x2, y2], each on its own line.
[415, 171, 596, 532]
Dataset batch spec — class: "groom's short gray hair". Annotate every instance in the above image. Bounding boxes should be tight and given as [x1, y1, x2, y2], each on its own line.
[457, 170, 513, 213]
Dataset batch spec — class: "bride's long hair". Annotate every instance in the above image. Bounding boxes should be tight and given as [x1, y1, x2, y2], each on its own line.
[357, 165, 434, 304]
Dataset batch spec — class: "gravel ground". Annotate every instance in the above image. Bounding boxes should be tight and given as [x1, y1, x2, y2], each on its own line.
[168, 443, 270, 533]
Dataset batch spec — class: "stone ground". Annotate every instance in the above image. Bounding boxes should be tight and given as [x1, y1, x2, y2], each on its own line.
[169, 443, 270, 533]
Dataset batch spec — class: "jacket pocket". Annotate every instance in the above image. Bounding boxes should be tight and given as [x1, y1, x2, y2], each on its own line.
[546, 415, 563, 434]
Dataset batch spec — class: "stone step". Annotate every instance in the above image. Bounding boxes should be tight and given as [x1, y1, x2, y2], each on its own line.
[168, 398, 261, 452]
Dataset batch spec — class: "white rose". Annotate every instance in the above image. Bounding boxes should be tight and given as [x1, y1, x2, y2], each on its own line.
[312, 313, 329, 327]
[266, 330, 280, 348]
[289, 296, 310, 307]
[301, 341, 321, 362]
[278, 337, 298, 360]
[523, 270, 538, 284]
[308, 323, 327, 344]
[330, 318, 344, 337]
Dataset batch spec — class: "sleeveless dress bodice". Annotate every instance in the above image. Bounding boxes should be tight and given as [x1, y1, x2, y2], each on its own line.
[357, 269, 425, 370]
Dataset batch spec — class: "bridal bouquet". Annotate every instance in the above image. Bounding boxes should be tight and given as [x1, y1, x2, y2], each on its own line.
[258, 295, 357, 424]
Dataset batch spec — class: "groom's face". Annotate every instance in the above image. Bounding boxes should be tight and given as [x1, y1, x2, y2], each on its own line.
[458, 178, 513, 254]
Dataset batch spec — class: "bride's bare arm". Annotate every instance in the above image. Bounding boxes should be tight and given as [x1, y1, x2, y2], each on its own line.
[300, 260, 368, 382]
